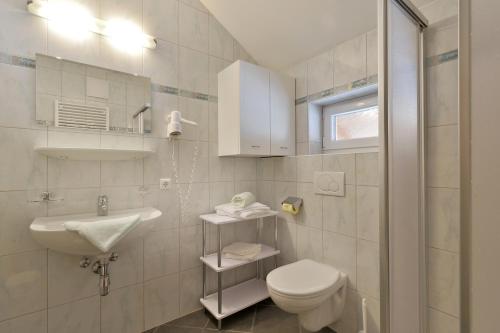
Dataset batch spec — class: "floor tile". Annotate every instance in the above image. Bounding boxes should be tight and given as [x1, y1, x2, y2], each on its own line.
[166, 310, 210, 328]
[253, 305, 300, 333]
[205, 306, 255, 332]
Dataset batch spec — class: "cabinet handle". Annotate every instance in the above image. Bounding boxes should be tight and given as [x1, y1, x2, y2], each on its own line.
[280, 146, 288, 149]
[251, 145, 261, 148]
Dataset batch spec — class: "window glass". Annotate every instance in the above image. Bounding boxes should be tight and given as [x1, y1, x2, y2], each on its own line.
[333, 106, 379, 140]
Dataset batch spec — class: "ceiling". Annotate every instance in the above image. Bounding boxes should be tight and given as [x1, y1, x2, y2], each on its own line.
[201, 0, 377, 70]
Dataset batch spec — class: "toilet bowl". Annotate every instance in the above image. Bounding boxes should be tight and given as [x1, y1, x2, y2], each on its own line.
[266, 259, 347, 332]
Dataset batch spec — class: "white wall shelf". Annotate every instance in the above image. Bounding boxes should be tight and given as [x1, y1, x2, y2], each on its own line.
[200, 244, 280, 272]
[200, 211, 279, 329]
[34, 147, 155, 161]
[200, 278, 269, 320]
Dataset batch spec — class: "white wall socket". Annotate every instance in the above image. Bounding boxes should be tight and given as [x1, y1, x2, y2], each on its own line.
[159, 178, 171, 190]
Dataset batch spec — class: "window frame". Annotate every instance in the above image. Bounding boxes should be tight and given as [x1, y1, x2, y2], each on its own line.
[322, 94, 379, 151]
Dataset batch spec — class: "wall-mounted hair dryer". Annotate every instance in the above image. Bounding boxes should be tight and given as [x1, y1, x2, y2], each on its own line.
[165, 110, 198, 138]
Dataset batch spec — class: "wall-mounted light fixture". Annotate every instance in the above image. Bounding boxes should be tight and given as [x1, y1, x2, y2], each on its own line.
[26, 0, 157, 51]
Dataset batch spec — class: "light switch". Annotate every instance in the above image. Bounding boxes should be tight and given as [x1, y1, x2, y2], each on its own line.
[314, 171, 345, 196]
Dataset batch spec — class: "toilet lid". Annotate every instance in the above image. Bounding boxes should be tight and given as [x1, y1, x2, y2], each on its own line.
[266, 259, 341, 297]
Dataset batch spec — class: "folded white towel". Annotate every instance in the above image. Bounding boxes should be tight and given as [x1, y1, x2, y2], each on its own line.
[239, 209, 272, 219]
[222, 242, 262, 261]
[215, 202, 270, 214]
[64, 214, 141, 253]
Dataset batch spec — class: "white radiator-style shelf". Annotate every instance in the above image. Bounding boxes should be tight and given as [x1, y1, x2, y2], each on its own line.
[201, 244, 280, 272]
[200, 278, 270, 320]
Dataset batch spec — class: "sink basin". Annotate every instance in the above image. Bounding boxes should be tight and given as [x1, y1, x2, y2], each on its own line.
[30, 207, 162, 256]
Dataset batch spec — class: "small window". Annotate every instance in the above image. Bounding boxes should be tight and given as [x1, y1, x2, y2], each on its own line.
[323, 94, 378, 150]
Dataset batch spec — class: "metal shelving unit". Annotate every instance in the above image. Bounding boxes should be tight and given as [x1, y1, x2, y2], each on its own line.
[199, 211, 279, 330]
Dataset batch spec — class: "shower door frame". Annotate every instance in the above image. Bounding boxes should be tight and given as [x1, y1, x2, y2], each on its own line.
[378, 1, 428, 332]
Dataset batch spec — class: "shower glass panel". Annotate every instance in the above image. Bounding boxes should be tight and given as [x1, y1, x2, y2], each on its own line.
[380, 0, 427, 332]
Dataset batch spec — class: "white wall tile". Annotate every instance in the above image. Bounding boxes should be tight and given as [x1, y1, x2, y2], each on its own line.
[0, 8, 47, 58]
[209, 56, 231, 97]
[143, 0, 179, 44]
[179, 47, 209, 94]
[427, 125, 459, 188]
[428, 308, 459, 333]
[256, 180, 274, 207]
[297, 182, 322, 229]
[427, 60, 458, 127]
[143, 138, 177, 185]
[296, 225, 323, 262]
[47, 30, 100, 69]
[100, 159, 143, 186]
[101, 284, 144, 333]
[209, 16, 234, 61]
[178, 140, 209, 182]
[367, 29, 378, 78]
[110, 239, 144, 290]
[47, 187, 100, 216]
[428, 248, 459, 316]
[334, 34, 367, 88]
[235, 158, 257, 181]
[296, 155, 322, 182]
[322, 153, 356, 185]
[180, 225, 203, 270]
[307, 50, 334, 94]
[180, 0, 208, 13]
[323, 231, 356, 288]
[179, 2, 209, 53]
[425, 21, 458, 57]
[178, 97, 209, 141]
[208, 102, 218, 142]
[273, 157, 297, 182]
[209, 143, 234, 182]
[0, 64, 36, 129]
[0, 128, 47, 191]
[286, 61, 308, 99]
[295, 103, 308, 143]
[144, 273, 180, 330]
[357, 240, 380, 299]
[48, 159, 100, 188]
[277, 221, 297, 265]
[0, 250, 47, 321]
[47, 250, 97, 306]
[143, 187, 180, 231]
[179, 182, 209, 226]
[209, 181, 234, 207]
[0, 310, 47, 333]
[179, 267, 203, 315]
[144, 228, 179, 281]
[356, 152, 379, 186]
[356, 186, 379, 242]
[100, 0, 141, 22]
[48, 296, 100, 333]
[428, 188, 459, 252]
[257, 158, 274, 181]
[0, 191, 45, 256]
[143, 40, 178, 87]
[323, 185, 356, 237]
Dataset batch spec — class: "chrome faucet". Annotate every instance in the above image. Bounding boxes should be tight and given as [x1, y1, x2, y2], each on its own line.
[97, 195, 109, 216]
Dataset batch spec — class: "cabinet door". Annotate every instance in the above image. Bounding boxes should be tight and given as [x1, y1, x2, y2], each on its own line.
[239, 62, 270, 155]
[270, 71, 295, 156]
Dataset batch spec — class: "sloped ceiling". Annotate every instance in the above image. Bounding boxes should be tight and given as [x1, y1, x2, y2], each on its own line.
[201, 0, 377, 70]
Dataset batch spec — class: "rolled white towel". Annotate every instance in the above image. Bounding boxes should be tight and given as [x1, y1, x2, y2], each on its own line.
[230, 192, 256, 208]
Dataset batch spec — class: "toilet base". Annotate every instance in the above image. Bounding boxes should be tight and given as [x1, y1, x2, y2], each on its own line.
[298, 282, 347, 332]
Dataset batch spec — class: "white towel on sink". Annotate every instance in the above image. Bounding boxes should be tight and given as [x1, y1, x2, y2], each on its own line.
[64, 214, 141, 253]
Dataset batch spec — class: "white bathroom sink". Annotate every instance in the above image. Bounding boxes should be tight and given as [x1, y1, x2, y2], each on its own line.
[30, 207, 162, 256]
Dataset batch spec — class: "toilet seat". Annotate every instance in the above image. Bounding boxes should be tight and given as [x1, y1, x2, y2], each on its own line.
[266, 259, 341, 297]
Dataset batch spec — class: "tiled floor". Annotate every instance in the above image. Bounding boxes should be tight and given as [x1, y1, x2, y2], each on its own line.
[144, 299, 335, 333]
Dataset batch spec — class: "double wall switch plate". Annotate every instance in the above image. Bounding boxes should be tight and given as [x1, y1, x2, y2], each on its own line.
[159, 178, 171, 190]
[314, 171, 345, 196]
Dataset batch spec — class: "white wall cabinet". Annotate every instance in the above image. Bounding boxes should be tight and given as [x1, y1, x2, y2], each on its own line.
[218, 60, 295, 157]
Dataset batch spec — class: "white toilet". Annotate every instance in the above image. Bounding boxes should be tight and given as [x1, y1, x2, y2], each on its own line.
[266, 259, 347, 332]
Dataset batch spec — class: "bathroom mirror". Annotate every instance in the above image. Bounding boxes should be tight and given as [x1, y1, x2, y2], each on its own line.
[35, 54, 152, 134]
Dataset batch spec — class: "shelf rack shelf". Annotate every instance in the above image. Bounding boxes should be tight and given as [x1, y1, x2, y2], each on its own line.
[199, 211, 279, 330]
